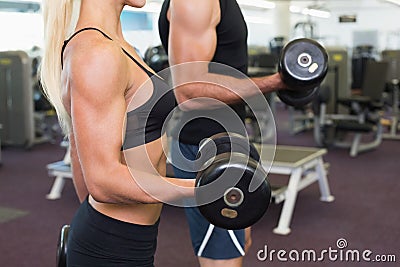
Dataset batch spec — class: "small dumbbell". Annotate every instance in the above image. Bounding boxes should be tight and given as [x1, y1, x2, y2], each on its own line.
[277, 38, 329, 107]
[56, 224, 70, 267]
[194, 132, 271, 230]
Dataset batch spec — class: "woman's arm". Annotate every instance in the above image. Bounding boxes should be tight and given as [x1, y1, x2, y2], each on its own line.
[69, 131, 88, 203]
[67, 39, 194, 205]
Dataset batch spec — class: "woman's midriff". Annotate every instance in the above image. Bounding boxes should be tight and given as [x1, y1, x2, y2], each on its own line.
[89, 136, 168, 226]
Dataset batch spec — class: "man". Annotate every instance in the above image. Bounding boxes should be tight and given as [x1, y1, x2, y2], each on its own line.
[158, 0, 286, 266]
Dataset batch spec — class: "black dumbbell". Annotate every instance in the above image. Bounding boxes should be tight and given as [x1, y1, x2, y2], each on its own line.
[56, 224, 70, 267]
[277, 38, 328, 107]
[194, 132, 271, 230]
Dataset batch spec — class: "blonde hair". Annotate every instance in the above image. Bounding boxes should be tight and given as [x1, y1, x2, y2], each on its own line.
[39, 0, 80, 134]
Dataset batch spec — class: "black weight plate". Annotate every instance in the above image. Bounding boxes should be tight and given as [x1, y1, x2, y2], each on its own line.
[57, 224, 70, 267]
[196, 132, 260, 170]
[279, 38, 328, 90]
[277, 86, 319, 107]
[195, 153, 271, 230]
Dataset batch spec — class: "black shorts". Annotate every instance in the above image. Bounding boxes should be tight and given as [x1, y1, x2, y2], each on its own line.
[67, 198, 159, 267]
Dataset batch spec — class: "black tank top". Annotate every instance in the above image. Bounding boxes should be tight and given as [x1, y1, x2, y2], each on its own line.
[158, 0, 248, 145]
[61, 27, 177, 150]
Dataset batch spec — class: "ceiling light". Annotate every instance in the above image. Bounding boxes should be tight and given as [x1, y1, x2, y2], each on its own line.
[303, 8, 331, 18]
[290, 5, 331, 19]
[289, 6, 302, 13]
[383, 0, 400, 6]
[244, 16, 272, 25]
[237, 0, 276, 9]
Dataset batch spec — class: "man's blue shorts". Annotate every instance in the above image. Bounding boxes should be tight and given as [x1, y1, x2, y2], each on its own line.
[170, 139, 245, 259]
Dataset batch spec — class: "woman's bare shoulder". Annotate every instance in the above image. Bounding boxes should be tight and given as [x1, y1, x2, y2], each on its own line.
[64, 31, 128, 97]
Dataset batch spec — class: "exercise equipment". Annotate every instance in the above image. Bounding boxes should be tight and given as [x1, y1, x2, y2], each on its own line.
[313, 61, 389, 156]
[381, 50, 400, 140]
[277, 38, 328, 107]
[0, 51, 59, 148]
[0, 51, 35, 148]
[252, 143, 334, 235]
[0, 123, 2, 165]
[57, 224, 70, 267]
[143, 45, 169, 72]
[269, 36, 286, 59]
[32, 55, 61, 144]
[194, 133, 271, 230]
[351, 45, 378, 90]
[46, 140, 72, 200]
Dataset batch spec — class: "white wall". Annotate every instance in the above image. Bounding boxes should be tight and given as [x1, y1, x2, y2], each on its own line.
[244, 6, 400, 53]
[310, 8, 400, 51]
[122, 12, 162, 57]
[241, 8, 275, 48]
[1, 5, 400, 56]
[0, 11, 43, 52]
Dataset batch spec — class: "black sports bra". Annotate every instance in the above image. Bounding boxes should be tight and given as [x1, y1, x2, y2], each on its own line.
[61, 27, 177, 150]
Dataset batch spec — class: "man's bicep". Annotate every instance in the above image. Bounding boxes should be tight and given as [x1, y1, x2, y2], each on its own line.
[168, 0, 217, 64]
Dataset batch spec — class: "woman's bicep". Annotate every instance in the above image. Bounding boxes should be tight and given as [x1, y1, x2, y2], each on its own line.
[69, 48, 128, 189]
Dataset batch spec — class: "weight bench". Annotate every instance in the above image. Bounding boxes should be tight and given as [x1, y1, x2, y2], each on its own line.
[46, 144, 72, 200]
[255, 144, 335, 235]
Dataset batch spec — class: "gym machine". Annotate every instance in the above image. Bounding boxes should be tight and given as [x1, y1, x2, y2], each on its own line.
[313, 46, 351, 146]
[0, 51, 35, 148]
[31, 55, 61, 145]
[314, 59, 389, 157]
[0, 123, 2, 165]
[247, 45, 279, 143]
[351, 45, 379, 91]
[381, 50, 400, 140]
[0, 50, 60, 150]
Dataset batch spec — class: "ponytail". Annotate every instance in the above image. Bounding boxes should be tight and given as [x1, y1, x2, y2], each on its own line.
[39, 0, 80, 134]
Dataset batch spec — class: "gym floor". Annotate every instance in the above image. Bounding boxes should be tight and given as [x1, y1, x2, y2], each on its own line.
[0, 104, 399, 267]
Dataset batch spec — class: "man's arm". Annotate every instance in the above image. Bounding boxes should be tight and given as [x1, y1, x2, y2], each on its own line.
[168, 0, 219, 65]
[168, 0, 286, 110]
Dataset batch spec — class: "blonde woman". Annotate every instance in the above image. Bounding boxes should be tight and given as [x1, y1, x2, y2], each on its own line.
[40, 0, 194, 266]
